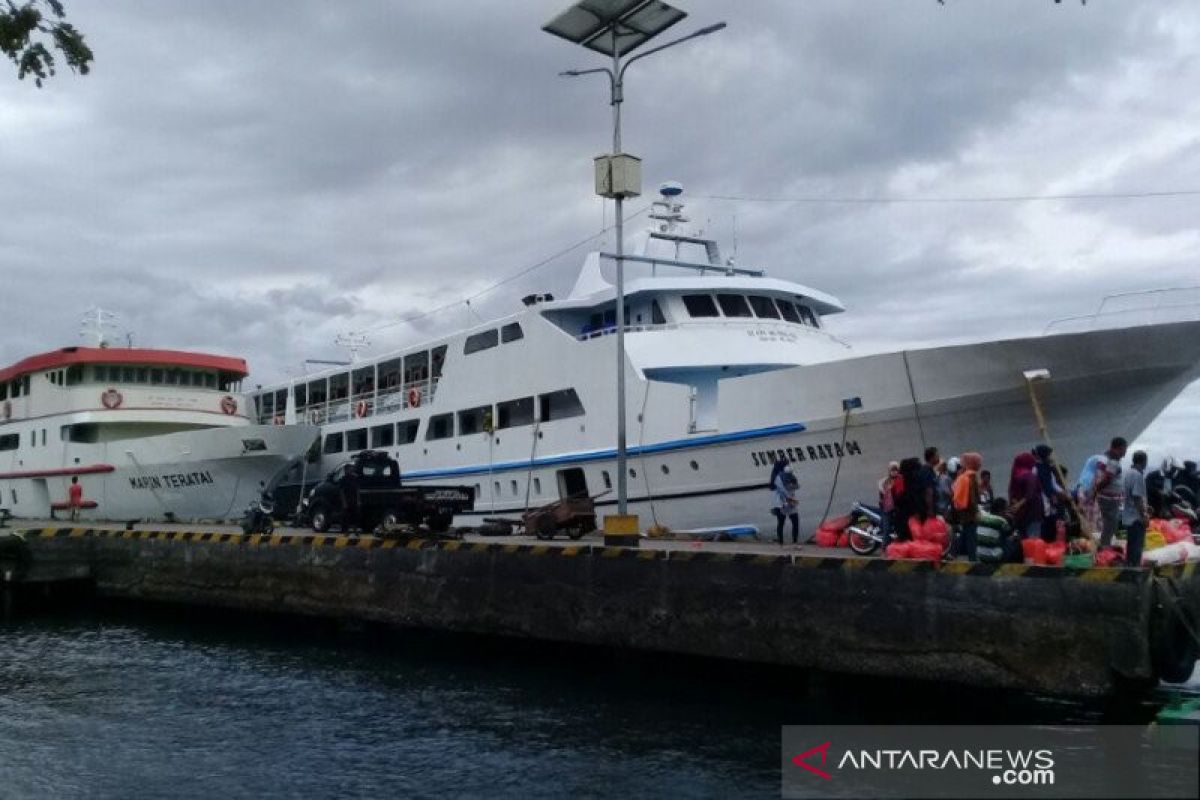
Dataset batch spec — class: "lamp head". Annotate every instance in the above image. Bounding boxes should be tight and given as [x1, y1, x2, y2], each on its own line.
[1023, 368, 1051, 382]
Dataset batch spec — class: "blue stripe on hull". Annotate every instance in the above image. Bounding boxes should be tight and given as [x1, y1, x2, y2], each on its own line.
[403, 422, 806, 480]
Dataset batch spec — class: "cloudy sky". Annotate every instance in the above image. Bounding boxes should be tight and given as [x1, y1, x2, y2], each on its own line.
[1, 0, 1198, 456]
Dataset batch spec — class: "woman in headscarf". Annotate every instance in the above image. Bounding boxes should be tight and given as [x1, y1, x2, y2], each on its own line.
[769, 459, 800, 545]
[1008, 451, 1043, 539]
[894, 457, 923, 541]
[878, 461, 901, 543]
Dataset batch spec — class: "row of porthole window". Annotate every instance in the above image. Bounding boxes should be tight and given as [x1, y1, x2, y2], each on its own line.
[472, 460, 702, 498]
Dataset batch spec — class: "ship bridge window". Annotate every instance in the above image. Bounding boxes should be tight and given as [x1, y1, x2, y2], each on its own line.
[66, 365, 83, 385]
[748, 295, 780, 319]
[464, 329, 499, 355]
[0, 433, 17, 451]
[774, 299, 801, 323]
[501, 323, 524, 343]
[323, 432, 344, 455]
[352, 365, 375, 397]
[371, 424, 394, 448]
[307, 378, 327, 406]
[398, 419, 420, 444]
[538, 388, 585, 421]
[426, 413, 454, 441]
[259, 393, 275, 422]
[457, 405, 491, 436]
[497, 396, 534, 429]
[431, 345, 447, 379]
[652, 299, 666, 325]
[717, 294, 752, 318]
[682, 294, 719, 318]
[0, 383, 6, 400]
[797, 304, 819, 327]
[404, 351, 429, 385]
[346, 428, 368, 452]
[329, 373, 349, 401]
[379, 358, 402, 390]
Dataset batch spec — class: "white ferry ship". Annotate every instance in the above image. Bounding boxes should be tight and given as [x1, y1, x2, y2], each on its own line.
[256, 186, 1200, 534]
[0, 341, 318, 522]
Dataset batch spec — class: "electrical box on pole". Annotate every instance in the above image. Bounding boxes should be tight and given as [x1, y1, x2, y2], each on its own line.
[594, 153, 642, 198]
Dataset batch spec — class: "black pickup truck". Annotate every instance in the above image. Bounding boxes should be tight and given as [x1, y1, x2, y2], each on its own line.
[304, 451, 474, 533]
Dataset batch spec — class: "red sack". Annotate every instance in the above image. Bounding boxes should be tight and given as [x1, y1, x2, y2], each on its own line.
[908, 517, 924, 540]
[836, 532, 849, 548]
[1095, 548, 1122, 568]
[886, 542, 913, 559]
[1164, 521, 1190, 544]
[924, 528, 949, 548]
[819, 515, 851, 533]
[1022, 538, 1045, 565]
[814, 528, 839, 548]
[910, 540, 942, 561]
[921, 517, 949, 540]
[1042, 542, 1066, 566]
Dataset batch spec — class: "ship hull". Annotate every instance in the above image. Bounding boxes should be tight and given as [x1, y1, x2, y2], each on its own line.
[401, 321, 1200, 534]
[0, 424, 318, 522]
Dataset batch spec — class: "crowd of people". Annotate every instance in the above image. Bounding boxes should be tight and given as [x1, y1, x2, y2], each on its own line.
[866, 438, 1199, 565]
[765, 439, 1198, 563]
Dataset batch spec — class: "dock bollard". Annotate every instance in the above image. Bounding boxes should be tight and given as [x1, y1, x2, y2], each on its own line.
[603, 514, 640, 548]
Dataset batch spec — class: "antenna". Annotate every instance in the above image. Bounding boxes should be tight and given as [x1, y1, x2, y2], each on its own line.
[334, 332, 370, 363]
[80, 308, 120, 348]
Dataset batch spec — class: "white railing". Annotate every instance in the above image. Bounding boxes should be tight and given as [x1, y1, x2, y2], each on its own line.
[262, 378, 440, 426]
[1044, 287, 1200, 335]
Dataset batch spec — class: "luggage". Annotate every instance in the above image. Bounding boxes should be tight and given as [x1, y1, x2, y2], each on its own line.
[1022, 538, 1045, 565]
[886, 541, 913, 559]
[976, 526, 1003, 547]
[977, 511, 1011, 534]
[977, 545, 1005, 563]
[814, 528, 839, 548]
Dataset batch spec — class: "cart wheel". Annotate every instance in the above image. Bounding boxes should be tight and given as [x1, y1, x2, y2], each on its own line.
[567, 525, 587, 541]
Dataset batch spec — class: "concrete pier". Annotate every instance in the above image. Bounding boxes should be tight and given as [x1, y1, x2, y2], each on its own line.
[14, 524, 1200, 697]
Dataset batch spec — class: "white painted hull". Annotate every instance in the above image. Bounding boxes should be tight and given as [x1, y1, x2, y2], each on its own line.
[0, 424, 318, 522]
[397, 321, 1200, 535]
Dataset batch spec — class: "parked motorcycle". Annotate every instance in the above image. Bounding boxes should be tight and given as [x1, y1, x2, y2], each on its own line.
[240, 482, 275, 535]
[846, 502, 887, 556]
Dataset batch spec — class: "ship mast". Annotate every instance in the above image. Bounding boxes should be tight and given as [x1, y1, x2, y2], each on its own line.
[80, 308, 120, 348]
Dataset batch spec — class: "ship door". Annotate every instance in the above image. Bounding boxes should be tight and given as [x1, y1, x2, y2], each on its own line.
[556, 468, 588, 500]
[32, 478, 51, 516]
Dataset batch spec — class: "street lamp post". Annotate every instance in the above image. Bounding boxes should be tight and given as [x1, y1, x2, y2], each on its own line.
[544, 2, 725, 533]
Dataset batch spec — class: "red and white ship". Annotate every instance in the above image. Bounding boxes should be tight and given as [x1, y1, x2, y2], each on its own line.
[0, 338, 317, 522]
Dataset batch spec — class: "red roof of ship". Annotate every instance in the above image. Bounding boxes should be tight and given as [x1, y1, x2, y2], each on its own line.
[0, 347, 249, 384]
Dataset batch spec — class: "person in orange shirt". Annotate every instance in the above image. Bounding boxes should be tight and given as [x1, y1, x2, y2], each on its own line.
[952, 453, 983, 560]
[68, 476, 83, 521]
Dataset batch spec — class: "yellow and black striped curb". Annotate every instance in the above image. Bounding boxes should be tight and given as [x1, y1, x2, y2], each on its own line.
[12, 527, 1162, 583]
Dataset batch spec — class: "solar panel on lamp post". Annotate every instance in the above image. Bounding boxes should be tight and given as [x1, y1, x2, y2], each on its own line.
[543, 1, 725, 527]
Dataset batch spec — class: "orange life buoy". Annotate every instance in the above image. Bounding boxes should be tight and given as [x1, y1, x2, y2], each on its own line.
[220, 395, 238, 415]
[354, 400, 368, 418]
[101, 388, 123, 409]
[407, 387, 421, 408]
